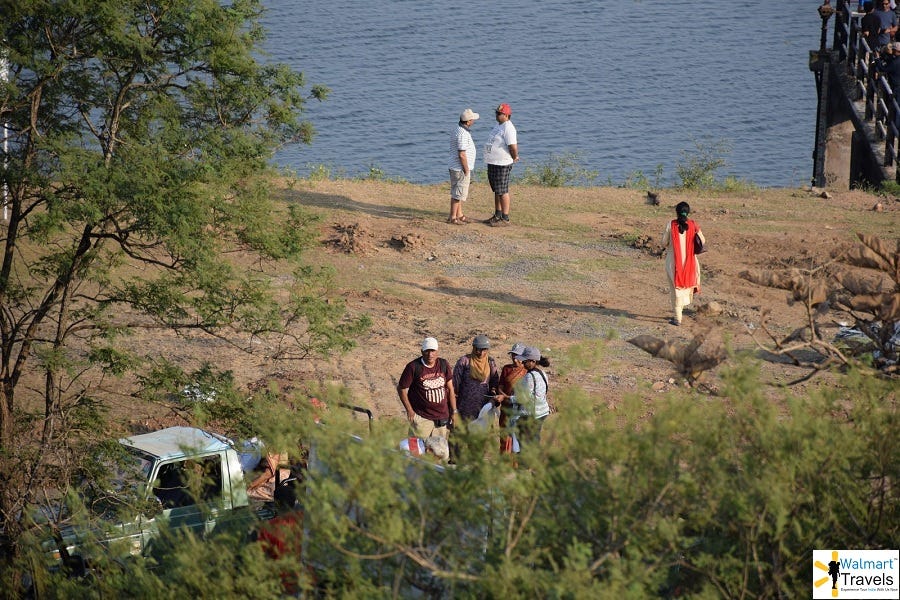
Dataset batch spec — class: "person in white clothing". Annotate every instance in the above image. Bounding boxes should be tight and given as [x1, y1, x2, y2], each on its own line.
[483, 103, 519, 227]
[494, 346, 550, 448]
[448, 108, 479, 225]
[662, 201, 706, 326]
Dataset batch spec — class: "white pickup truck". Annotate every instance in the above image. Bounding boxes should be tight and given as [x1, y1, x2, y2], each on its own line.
[47, 426, 277, 572]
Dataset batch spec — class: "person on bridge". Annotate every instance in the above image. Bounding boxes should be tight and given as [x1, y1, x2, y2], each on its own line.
[862, 1, 882, 51]
[873, 0, 897, 50]
[876, 42, 900, 92]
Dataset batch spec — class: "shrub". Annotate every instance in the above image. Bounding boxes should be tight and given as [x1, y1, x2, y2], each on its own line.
[305, 163, 336, 182]
[676, 139, 730, 190]
[11, 366, 896, 598]
[355, 164, 407, 183]
[518, 152, 598, 187]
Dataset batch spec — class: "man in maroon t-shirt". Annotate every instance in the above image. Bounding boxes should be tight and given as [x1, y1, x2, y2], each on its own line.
[397, 336, 458, 439]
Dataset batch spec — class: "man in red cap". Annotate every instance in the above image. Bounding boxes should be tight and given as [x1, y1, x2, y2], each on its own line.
[483, 103, 519, 227]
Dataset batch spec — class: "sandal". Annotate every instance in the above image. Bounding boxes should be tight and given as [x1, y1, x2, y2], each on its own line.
[447, 217, 465, 225]
[458, 215, 470, 223]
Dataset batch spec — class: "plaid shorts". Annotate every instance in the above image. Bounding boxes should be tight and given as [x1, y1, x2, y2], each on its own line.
[487, 163, 513, 194]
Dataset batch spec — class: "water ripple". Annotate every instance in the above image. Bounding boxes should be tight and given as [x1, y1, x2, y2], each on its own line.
[262, 0, 820, 187]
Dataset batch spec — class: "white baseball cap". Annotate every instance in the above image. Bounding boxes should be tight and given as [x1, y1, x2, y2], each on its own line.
[421, 337, 439, 351]
[460, 108, 480, 122]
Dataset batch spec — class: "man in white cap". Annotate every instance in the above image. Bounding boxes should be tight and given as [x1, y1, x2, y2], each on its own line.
[448, 108, 479, 225]
[397, 337, 458, 439]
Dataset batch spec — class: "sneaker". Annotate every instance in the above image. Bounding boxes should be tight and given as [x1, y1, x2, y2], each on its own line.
[484, 214, 501, 224]
[490, 218, 510, 227]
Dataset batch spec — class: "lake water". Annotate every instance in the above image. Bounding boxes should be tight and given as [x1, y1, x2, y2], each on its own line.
[259, 1, 823, 188]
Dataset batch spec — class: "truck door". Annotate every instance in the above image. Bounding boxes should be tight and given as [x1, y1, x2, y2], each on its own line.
[151, 454, 224, 537]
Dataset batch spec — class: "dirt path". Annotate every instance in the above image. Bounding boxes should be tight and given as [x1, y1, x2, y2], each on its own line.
[249, 181, 896, 421]
[117, 180, 898, 430]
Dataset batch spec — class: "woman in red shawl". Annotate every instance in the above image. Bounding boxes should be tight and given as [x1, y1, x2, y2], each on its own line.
[494, 342, 525, 453]
[663, 202, 706, 326]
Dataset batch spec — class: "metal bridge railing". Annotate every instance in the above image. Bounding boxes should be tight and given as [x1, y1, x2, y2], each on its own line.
[834, 1, 900, 172]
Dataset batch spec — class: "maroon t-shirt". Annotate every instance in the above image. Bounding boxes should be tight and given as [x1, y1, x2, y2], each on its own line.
[398, 357, 451, 421]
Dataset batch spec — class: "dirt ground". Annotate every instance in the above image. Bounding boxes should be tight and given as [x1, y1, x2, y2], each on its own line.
[121, 180, 898, 432]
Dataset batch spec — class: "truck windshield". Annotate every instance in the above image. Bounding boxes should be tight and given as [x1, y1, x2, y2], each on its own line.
[85, 448, 155, 520]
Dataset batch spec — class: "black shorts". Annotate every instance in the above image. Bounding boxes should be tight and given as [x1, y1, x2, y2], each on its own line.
[487, 163, 513, 194]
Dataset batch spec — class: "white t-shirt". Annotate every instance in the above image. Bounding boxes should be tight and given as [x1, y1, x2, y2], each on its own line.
[449, 124, 476, 171]
[484, 120, 517, 166]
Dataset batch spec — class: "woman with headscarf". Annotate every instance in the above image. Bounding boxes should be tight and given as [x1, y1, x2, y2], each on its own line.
[496, 342, 527, 453]
[663, 201, 706, 326]
[495, 346, 552, 448]
[452, 335, 500, 421]
[497, 342, 527, 399]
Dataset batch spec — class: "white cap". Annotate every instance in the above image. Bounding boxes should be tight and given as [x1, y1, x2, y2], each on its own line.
[421, 337, 439, 351]
[460, 108, 480, 122]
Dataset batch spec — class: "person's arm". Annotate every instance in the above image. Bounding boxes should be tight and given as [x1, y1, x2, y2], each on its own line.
[495, 367, 514, 403]
[489, 359, 500, 392]
[662, 224, 672, 249]
[508, 143, 519, 163]
[397, 363, 416, 422]
[458, 149, 469, 175]
[452, 358, 463, 394]
[398, 387, 415, 422]
[446, 378, 459, 425]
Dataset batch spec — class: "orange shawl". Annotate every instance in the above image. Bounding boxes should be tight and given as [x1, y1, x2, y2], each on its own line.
[671, 219, 700, 291]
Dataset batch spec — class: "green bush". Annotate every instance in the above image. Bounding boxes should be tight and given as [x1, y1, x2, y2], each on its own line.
[676, 139, 731, 190]
[354, 164, 408, 183]
[878, 179, 900, 196]
[518, 152, 598, 187]
[11, 364, 896, 598]
[304, 163, 335, 182]
[298, 364, 897, 598]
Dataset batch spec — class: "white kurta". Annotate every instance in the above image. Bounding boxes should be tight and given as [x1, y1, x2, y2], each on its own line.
[663, 226, 705, 322]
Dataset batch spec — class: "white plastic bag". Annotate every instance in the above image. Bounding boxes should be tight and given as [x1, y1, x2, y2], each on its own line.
[468, 402, 499, 433]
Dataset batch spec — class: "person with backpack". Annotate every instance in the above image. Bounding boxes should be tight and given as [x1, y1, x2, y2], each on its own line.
[397, 337, 458, 439]
[496, 342, 526, 453]
[452, 335, 500, 421]
[663, 201, 706, 326]
[495, 346, 552, 448]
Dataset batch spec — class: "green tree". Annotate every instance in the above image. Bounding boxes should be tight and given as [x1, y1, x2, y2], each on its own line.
[303, 372, 897, 598]
[10, 365, 896, 597]
[0, 0, 367, 572]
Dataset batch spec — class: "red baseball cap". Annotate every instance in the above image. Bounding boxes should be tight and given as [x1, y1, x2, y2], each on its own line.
[496, 103, 512, 116]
